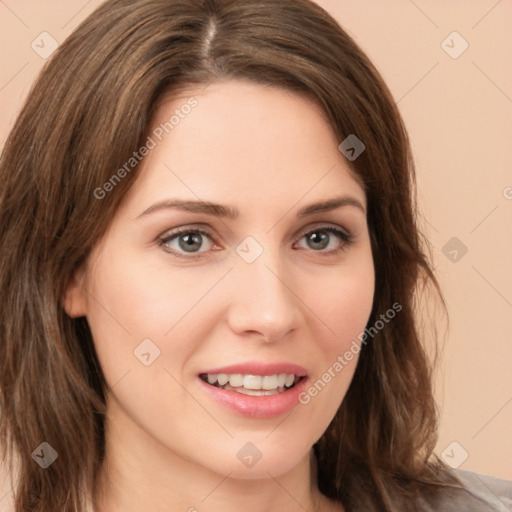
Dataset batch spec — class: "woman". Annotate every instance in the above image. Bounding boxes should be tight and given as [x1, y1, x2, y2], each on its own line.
[0, 0, 510, 511]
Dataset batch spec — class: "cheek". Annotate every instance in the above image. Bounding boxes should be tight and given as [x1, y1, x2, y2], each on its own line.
[83, 247, 230, 386]
[298, 255, 374, 409]
[86, 247, 208, 335]
[310, 257, 375, 352]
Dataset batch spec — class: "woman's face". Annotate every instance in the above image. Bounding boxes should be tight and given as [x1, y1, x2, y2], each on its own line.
[67, 80, 374, 479]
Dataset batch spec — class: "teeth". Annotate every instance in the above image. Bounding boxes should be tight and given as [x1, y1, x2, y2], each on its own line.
[228, 374, 243, 387]
[223, 384, 281, 396]
[285, 374, 295, 387]
[243, 375, 262, 390]
[262, 375, 278, 390]
[217, 373, 229, 386]
[202, 373, 299, 392]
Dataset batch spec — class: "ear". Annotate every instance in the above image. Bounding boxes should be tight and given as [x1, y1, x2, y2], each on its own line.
[61, 266, 88, 318]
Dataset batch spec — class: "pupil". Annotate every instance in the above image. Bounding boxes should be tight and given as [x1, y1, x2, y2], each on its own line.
[309, 231, 328, 250]
[179, 233, 202, 252]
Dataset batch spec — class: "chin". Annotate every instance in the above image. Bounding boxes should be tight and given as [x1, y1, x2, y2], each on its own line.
[222, 434, 314, 480]
[224, 456, 305, 480]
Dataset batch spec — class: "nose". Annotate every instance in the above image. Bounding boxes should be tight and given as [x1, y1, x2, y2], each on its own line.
[226, 254, 304, 343]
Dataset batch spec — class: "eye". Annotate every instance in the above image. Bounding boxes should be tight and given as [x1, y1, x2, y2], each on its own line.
[159, 224, 354, 259]
[295, 225, 354, 254]
[159, 227, 216, 257]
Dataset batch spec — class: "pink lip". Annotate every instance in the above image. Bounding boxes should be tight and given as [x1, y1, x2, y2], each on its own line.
[200, 362, 308, 377]
[197, 361, 309, 419]
[198, 376, 308, 419]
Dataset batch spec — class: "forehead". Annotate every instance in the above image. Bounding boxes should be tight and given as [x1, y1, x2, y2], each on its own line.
[124, 79, 366, 216]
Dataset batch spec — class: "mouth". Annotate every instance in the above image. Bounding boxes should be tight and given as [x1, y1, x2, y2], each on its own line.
[197, 362, 309, 418]
[199, 372, 305, 396]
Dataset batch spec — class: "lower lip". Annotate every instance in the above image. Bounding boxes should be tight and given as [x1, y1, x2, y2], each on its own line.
[198, 377, 308, 419]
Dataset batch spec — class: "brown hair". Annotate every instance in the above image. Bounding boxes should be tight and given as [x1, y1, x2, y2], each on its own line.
[0, 0, 454, 510]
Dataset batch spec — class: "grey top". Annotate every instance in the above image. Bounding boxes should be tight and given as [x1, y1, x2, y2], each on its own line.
[419, 469, 512, 511]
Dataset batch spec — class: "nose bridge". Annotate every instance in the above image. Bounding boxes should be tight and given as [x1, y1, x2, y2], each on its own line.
[228, 239, 302, 341]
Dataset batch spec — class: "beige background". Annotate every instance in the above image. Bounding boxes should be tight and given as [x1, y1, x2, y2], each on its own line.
[0, 0, 510, 489]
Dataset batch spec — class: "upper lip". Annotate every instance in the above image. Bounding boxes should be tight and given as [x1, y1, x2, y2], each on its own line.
[199, 362, 308, 377]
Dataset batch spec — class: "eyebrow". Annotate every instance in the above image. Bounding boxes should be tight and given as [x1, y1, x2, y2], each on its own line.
[136, 195, 366, 220]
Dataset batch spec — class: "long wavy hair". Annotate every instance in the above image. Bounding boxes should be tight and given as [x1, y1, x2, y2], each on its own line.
[0, 0, 453, 510]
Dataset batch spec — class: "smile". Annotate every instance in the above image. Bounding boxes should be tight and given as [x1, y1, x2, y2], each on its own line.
[197, 363, 309, 418]
[199, 373, 302, 396]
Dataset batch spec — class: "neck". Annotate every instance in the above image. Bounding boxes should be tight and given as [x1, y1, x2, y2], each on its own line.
[92, 397, 340, 512]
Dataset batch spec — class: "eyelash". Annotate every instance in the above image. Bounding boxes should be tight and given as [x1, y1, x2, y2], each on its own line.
[158, 224, 355, 259]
